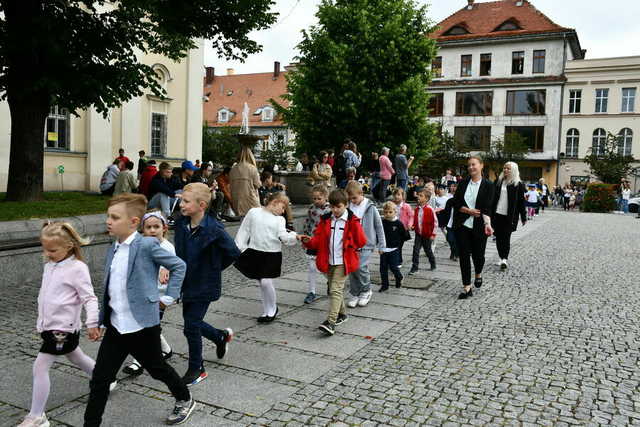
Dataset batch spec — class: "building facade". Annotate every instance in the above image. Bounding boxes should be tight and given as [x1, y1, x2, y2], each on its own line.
[0, 42, 204, 192]
[430, 0, 583, 185]
[559, 56, 640, 190]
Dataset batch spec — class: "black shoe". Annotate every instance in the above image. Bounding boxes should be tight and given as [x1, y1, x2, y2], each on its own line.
[408, 268, 418, 276]
[395, 272, 403, 288]
[257, 307, 279, 323]
[122, 361, 143, 376]
[335, 313, 348, 326]
[430, 265, 436, 271]
[379, 285, 389, 292]
[216, 328, 233, 359]
[458, 289, 473, 300]
[162, 350, 173, 361]
[474, 277, 483, 288]
[319, 320, 335, 336]
[182, 367, 207, 386]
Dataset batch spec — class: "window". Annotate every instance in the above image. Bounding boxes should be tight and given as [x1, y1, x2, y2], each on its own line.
[520, 167, 543, 182]
[505, 126, 545, 152]
[566, 129, 579, 158]
[261, 107, 274, 122]
[622, 88, 636, 112]
[494, 20, 522, 31]
[512, 51, 524, 75]
[427, 93, 444, 116]
[455, 91, 492, 116]
[460, 55, 472, 77]
[595, 89, 609, 113]
[454, 127, 491, 151]
[506, 90, 546, 115]
[480, 54, 491, 76]
[592, 128, 606, 156]
[218, 109, 229, 123]
[432, 56, 442, 78]
[533, 50, 546, 74]
[444, 26, 469, 36]
[151, 113, 167, 157]
[568, 90, 582, 114]
[45, 106, 70, 150]
[618, 128, 633, 156]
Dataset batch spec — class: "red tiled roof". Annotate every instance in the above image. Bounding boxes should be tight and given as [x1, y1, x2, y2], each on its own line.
[432, 0, 572, 42]
[203, 71, 289, 128]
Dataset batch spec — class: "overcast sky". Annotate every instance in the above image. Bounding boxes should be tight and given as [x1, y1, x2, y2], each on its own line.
[204, 0, 640, 74]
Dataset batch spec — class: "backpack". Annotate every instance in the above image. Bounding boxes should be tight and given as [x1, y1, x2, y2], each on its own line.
[334, 152, 347, 180]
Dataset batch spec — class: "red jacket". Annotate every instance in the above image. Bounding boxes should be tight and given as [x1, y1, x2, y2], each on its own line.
[414, 204, 438, 238]
[303, 210, 367, 274]
[139, 165, 158, 198]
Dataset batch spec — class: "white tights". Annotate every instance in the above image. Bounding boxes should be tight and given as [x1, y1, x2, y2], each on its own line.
[30, 348, 95, 417]
[258, 279, 277, 317]
[307, 259, 320, 294]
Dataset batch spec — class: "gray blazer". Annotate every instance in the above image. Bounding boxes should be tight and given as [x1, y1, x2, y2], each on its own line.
[99, 234, 186, 329]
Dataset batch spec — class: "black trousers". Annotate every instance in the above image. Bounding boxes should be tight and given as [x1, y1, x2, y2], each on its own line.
[84, 325, 190, 426]
[455, 227, 488, 287]
[380, 250, 402, 288]
[412, 233, 435, 269]
[492, 214, 512, 260]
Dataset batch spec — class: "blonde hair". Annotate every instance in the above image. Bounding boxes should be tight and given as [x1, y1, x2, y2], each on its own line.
[345, 180, 363, 196]
[108, 193, 148, 220]
[499, 161, 521, 185]
[392, 187, 405, 200]
[311, 184, 329, 198]
[41, 222, 91, 262]
[183, 182, 212, 208]
[382, 201, 397, 213]
[238, 146, 257, 167]
[265, 191, 290, 207]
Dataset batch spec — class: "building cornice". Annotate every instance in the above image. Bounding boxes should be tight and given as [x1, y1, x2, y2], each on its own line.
[562, 113, 640, 119]
[429, 75, 565, 90]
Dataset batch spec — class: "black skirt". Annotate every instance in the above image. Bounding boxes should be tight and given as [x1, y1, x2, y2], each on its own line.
[40, 330, 80, 355]
[235, 248, 282, 279]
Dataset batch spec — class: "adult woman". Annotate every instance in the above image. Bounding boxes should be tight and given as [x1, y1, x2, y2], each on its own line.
[369, 152, 380, 200]
[620, 181, 632, 213]
[378, 147, 394, 202]
[310, 151, 333, 187]
[491, 162, 526, 270]
[537, 178, 549, 213]
[452, 156, 495, 300]
[230, 146, 261, 216]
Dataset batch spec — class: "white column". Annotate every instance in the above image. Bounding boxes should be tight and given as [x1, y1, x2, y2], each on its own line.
[86, 108, 112, 191]
[185, 39, 204, 162]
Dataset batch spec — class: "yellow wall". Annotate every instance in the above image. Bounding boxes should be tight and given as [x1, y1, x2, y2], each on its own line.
[43, 152, 87, 191]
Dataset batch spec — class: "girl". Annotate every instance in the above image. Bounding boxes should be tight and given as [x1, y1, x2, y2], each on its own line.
[234, 192, 302, 322]
[392, 188, 413, 266]
[380, 202, 410, 291]
[19, 223, 114, 427]
[302, 185, 331, 304]
[122, 211, 174, 376]
[525, 185, 539, 219]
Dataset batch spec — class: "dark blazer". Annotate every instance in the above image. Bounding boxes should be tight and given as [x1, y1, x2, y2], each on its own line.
[452, 177, 495, 237]
[174, 214, 241, 303]
[491, 179, 527, 231]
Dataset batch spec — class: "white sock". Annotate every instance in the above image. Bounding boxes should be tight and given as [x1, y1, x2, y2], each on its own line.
[30, 352, 57, 417]
[160, 334, 171, 353]
[307, 259, 318, 294]
[65, 347, 95, 375]
[258, 279, 277, 316]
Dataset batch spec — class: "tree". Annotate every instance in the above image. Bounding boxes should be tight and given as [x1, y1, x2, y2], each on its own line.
[274, 0, 438, 160]
[260, 128, 292, 170]
[202, 126, 242, 168]
[1, 1, 277, 201]
[482, 132, 529, 179]
[584, 131, 636, 183]
[418, 131, 468, 179]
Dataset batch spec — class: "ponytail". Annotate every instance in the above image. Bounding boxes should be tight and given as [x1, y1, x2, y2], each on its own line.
[41, 221, 91, 262]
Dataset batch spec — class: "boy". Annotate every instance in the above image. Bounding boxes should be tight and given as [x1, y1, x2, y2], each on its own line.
[345, 181, 386, 308]
[84, 194, 193, 426]
[174, 183, 241, 386]
[302, 189, 367, 335]
[302, 185, 331, 304]
[148, 161, 180, 219]
[380, 202, 410, 291]
[409, 188, 438, 275]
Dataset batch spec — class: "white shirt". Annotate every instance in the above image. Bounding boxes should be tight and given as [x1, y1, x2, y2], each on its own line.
[622, 188, 631, 200]
[526, 190, 539, 203]
[496, 183, 509, 216]
[463, 179, 481, 229]
[349, 198, 368, 219]
[235, 207, 298, 253]
[108, 232, 143, 334]
[435, 195, 450, 210]
[329, 211, 348, 265]
[416, 204, 424, 234]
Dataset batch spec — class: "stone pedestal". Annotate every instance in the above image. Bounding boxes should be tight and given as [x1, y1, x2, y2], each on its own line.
[274, 171, 313, 204]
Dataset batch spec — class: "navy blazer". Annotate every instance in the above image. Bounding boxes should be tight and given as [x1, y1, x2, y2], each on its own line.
[452, 177, 495, 237]
[100, 234, 186, 328]
[174, 214, 241, 303]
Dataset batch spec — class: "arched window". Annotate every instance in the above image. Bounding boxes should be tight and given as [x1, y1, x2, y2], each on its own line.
[152, 63, 172, 91]
[494, 19, 522, 32]
[218, 108, 230, 123]
[443, 25, 470, 36]
[592, 128, 606, 156]
[261, 106, 275, 122]
[618, 128, 633, 156]
[566, 129, 579, 158]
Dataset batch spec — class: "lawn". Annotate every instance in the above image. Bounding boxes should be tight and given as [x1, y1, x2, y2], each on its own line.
[0, 192, 110, 221]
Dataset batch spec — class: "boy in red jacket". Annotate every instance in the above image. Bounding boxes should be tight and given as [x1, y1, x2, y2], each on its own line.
[301, 189, 367, 336]
[409, 188, 438, 274]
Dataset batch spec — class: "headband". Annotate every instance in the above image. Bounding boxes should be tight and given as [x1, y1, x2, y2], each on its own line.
[142, 211, 167, 226]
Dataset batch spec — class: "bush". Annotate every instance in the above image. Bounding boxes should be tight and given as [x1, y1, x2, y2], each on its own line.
[581, 183, 617, 212]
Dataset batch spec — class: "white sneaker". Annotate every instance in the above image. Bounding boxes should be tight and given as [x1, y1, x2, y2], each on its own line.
[346, 294, 359, 308]
[109, 380, 118, 392]
[357, 290, 373, 307]
[17, 414, 49, 427]
[500, 259, 508, 270]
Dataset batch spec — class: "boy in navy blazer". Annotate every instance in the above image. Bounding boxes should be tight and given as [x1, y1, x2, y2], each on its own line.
[84, 194, 194, 426]
[174, 183, 240, 386]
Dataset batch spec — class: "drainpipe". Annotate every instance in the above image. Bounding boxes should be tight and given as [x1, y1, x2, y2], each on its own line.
[556, 34, 568, 187]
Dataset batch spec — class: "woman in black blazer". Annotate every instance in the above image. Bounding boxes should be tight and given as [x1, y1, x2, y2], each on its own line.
[491, 162, 527, 270]
[452, 156, 495, 300]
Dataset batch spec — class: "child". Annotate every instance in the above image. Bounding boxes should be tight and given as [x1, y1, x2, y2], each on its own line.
[19, 223, 114, 427]
[392, 187, 413, 266]
[303, 185, 331, 304]
[259, 171, 294, 230]
[434, 185, 452, 235]
[235, 192, 302, 322]
[345, 181, 386, 308]
[444, 183, 459, 261]
[301, 189, 367, 335]
[84, 193, 193, 426]
[174, 183, 240, 386]
[525, 185, 539, 219]
[408, 188, 438, 275]
[380, 202, 410, 291]
[122, 211, 174, 376]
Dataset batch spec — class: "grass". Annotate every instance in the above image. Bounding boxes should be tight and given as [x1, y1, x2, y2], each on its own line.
[0, 192, 110, 221]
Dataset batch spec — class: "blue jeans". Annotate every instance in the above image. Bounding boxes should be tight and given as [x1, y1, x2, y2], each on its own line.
[380, 250, 402, 288]
[621, 199, 629, 213]
[349, 248, 373, 296]
[379, 179, 390, 202]
[446, 227, 458, 258]
[370, 173, 380, 199]
[397, 178, 408, 192]
[183, 301, 225, 371]
[148, 193, 178, 218]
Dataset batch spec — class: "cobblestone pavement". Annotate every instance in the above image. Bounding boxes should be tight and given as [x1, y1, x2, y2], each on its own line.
[2, 210, 640, 426]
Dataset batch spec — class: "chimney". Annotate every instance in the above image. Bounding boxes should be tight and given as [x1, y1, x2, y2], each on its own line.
[467, 0, 474, 10]
[205, 67, 215, 84]
[274, 61, 281, 78]
[515, 0, 524, 5]
[226, 68, 235, 75]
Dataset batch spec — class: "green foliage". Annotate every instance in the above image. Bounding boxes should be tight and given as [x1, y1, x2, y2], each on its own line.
[260, 129, 292, 170]
[418, 131, 468, 179]
[274, 0, 438, 160]
[582, 183, 617, 212]
[202, 126, 242, 168]
[0, 192, 110, 221]
[583, 132, 636, 184]
[483, 133, 530, 179]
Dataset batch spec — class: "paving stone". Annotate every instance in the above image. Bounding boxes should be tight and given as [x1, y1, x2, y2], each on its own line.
[279, 308, 397, 338]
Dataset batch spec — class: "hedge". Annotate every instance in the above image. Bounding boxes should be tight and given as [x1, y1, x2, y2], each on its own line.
[581, 183, 617, 213]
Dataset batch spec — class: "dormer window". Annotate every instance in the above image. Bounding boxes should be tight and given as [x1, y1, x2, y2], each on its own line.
[494, 19, 522, 32]
[443, 25, 470, 36]
[261, 106, 274, 122]
[218, 108, 230, 123]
